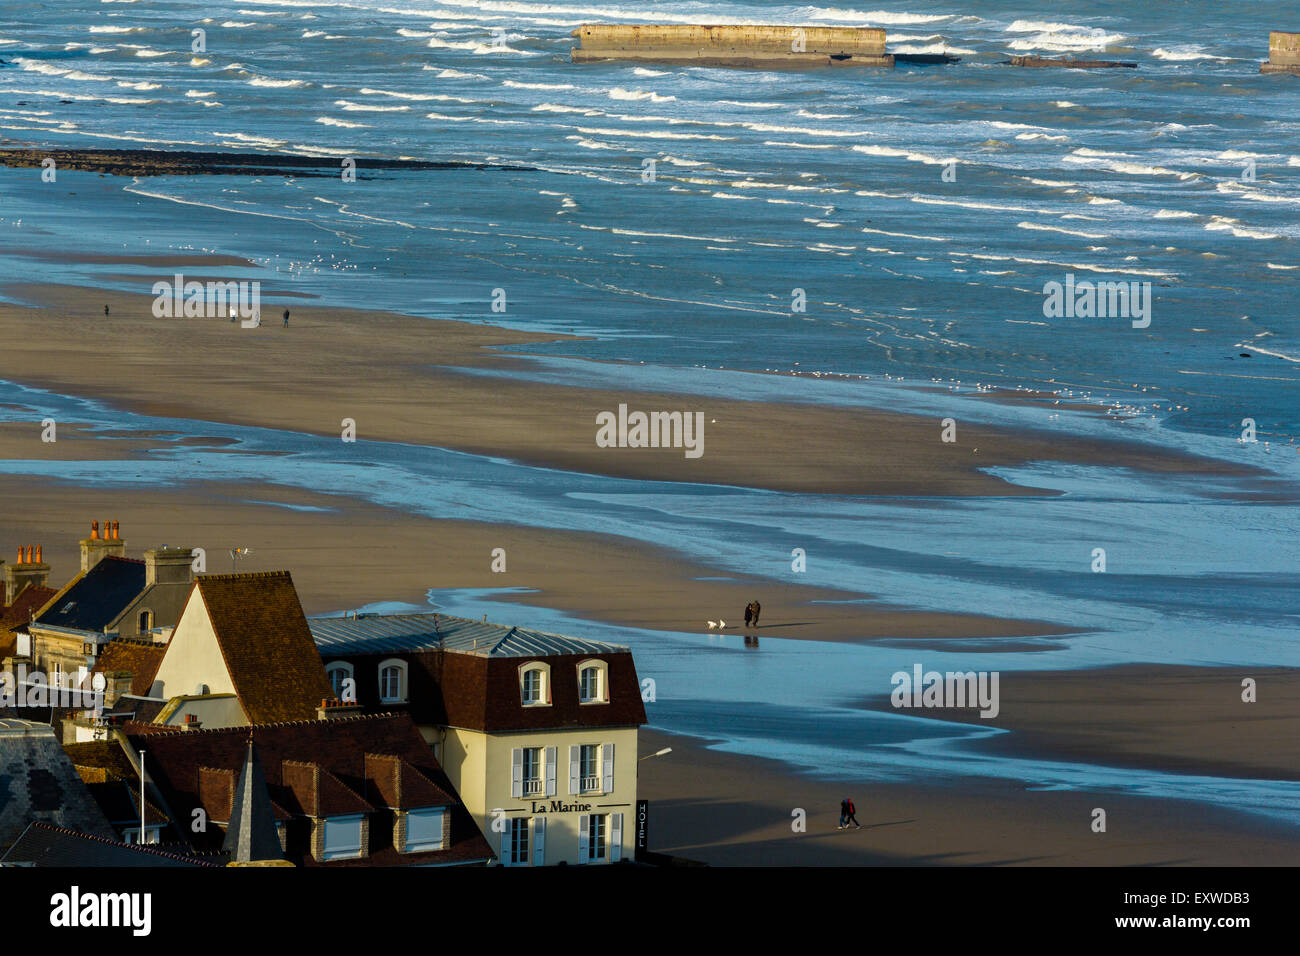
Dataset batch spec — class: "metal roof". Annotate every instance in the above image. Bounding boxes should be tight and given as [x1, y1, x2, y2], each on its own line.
[309, 612, 629, 659]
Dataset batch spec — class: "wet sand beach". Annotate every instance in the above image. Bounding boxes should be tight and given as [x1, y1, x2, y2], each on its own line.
[636, 728, 1300, 866]
[0, 280, 1260, 500]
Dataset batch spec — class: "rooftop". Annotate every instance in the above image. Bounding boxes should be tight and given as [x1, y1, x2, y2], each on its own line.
[32, 556, 145, 633]
[309, 612, 630, 659]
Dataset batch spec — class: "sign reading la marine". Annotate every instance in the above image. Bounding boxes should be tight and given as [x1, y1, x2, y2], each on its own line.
[530, 800, 593, 814]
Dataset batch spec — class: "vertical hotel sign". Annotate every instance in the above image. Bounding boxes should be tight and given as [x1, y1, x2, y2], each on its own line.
[635, 799, 649, 859]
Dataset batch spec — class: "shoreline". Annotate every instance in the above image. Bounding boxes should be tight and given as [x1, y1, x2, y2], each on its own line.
[0, 473, 1072, 644]
[0, 280, 1265, 500]
[636, 727, 1300, 866]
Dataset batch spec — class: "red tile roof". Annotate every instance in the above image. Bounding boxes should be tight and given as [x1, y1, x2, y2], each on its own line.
[92, 640, 165, 697]
[192, 572, 334, 724]
[127, 713, 491, 867]
[0, 585, 57, 658]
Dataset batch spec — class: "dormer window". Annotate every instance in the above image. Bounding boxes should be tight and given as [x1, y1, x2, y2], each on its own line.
[519, 662, 551, 707]
[577, 660, 609, 704]
[138, 609, 153, 633]
[378, 659, 408, 704]
[326, 662, 355, 702]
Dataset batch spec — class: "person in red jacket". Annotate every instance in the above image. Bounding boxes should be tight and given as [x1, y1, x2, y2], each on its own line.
[844, 797, 861, 829]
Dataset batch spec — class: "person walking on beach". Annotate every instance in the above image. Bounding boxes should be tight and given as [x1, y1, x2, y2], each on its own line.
[283, 308, 290, 327]
[751, 600, 761, 627]
[844, 797, 861, 829]
[744, 602, 754, 628]
[104, 304, 109, 316]
[838, 797, 850, 829]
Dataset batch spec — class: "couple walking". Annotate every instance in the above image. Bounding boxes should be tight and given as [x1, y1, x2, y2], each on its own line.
[743, 600, 761, 628]
[839, 797, 861, 830]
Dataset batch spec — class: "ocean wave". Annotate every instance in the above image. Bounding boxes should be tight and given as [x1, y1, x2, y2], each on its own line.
[802, 8, 954, 25]
[15, 60, 114, 82]
[891, 43, 975, 55]
[315, 116, 370, 128]
[575, 125, 732, 141]
[421, 67, 489, 80]
[1205, 216, 1280, 240]
[247, 76, 308, 87]
[1064, 148, 1197, 180]
[1265, 263, 1298, 270]
[426, 37, 539, 56]
[359, 87, 443, 100]
[609, 87, 675, 103]
[190, 56, 211, 65]
[852, 144, 956, 166]
[185, 90, 215, 97]
[88, 26, 142, 34]
[335, 98, 410, 112]
[1017, 221, 1108, 240]
[1216, 181, 1300, 206]
[797, 109, 852, 119]
[117, 80, 161, 91]
[503, 80, 574, 90]
[1151, 45, 1232, 62]
[1153, 209, 1197, 219]
[862, 226, 951, 241]
[633, 67, 670, 77]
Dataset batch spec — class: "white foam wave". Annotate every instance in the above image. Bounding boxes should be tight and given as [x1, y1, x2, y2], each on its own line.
[316, 116, 370, 128]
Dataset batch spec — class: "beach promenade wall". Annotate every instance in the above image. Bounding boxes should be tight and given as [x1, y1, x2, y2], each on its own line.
[570, 24, 892, 68]
[1261, 31, 1300, 73]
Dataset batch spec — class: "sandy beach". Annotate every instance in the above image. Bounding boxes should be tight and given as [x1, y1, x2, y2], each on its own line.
[0, 279, 1261, 500]
[858, 665, 1300, 782]
[0, 470, 1070, 643]
[636, 727, 1300, 866]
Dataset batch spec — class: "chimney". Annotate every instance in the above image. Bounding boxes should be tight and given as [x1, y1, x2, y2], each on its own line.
[316, 697, 363, 720]
[80, 520, 126, 572]
[144, 546, 196, 587]
[102, 670, 134, 709]
[3, 544, 51, 606]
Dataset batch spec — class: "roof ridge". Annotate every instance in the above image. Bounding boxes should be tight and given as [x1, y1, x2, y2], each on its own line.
[129, 711, 406, 737]
[19, 821, 219, 866]
[198, 570, 291, 581]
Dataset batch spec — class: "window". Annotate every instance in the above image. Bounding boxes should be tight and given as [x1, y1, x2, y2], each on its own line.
[404, 807, 446, 853]
[579, 744, 600, 794]
[321, 815, 365, 861]
[326, 662, 354, 701]
[586, 814, 606, 861]
[570, 743, 614, 795]
[138, 610, 153, 633]
[519, 662, 550, 707]
[513, 746, 557, 798]
[508, 818, 529, 865]
[521, 747, 543, 796]
[577, 660, 609, 704]
[578, 813, 623, 865]
[377, 659, 407, 704]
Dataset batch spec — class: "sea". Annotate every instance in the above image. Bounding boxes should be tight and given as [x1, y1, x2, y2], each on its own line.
[0, 1, 1297, 830]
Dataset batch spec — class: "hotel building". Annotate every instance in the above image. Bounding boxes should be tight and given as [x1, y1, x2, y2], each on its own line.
[310, 613, 647, 866]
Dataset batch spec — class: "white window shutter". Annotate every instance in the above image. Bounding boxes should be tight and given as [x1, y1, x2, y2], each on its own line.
[533, 816, 546, 867]
[511, 748, 523, 799]
[545, 746, 557, 796]
[568, 745, 580, 795]
[602, 742, 615, 794]
[610, 813, 623, 862]
[577, 814, 589, 863]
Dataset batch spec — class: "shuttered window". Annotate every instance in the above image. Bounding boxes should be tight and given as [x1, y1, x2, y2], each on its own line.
[405, 807, 446, 852]
[321, 815, 365, 861]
